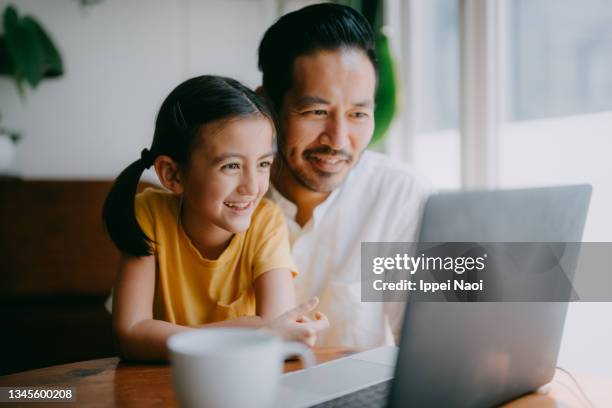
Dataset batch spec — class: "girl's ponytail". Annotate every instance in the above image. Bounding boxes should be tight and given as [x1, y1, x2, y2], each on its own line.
[102, 148, 155, 257]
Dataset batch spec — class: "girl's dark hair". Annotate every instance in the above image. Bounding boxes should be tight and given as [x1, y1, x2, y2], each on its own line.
[258, 3, 377, 111]
[102, 75, 274, 257]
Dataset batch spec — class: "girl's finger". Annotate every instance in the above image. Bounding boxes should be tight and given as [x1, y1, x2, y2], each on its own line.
[304, 315, 329, 332]
[280, 297, 319, 321]
[296, 315, 312, 323]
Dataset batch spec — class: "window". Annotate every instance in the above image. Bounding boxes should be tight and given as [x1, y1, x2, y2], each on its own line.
[498, 0, 612, 242]
[509, 0, 612, 121]
[388, 0, 461, 189]
[387, 0, 612, 376]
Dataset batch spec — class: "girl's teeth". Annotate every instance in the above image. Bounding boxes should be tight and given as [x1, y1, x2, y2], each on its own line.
[225, 201, 251, 209]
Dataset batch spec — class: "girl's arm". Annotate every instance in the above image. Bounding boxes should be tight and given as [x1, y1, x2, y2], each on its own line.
[114, 257, 328, 361]
[254, 268, 329, 346]
[253, 268, 296, 319]
[112, 254, 189, 361]
[113, 254, 264, 361]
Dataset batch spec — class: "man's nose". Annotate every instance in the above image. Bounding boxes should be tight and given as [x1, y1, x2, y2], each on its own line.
[237, 168, 258, 196]
[320, 114, 349, 150]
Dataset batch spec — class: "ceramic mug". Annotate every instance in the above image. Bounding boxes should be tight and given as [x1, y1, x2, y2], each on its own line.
[168, 328, 314, 408]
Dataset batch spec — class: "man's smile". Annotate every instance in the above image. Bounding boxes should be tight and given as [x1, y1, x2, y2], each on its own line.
[306, 153, 349, 173]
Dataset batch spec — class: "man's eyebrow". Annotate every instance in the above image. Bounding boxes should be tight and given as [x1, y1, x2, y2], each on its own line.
[212, 151, 275, 164]
[294, 96, 375, 109]
[354, 100, 375, 109]
[295, 95, 330, 107]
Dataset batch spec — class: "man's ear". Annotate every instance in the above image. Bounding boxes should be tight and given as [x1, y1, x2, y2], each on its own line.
[154, 155, 184, 194]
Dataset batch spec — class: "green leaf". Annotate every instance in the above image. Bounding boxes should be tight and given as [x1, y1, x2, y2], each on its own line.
[4, 5, 44, 88]
[3, 5, 25, 89]
[17, 17, 45, 87]
[27, 15, 64, 77]
[1, 5, 64, 92]
[0, 37, 16, 75]
[3, 5, 17, 34]
[371, 32, 397, 145]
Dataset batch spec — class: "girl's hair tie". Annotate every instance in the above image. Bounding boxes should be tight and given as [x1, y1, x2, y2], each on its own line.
[140, 148, 155, 169]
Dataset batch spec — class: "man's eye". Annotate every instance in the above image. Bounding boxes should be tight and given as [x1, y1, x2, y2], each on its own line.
[352, 112, 369, 118]
[303, 109, 328, 116]
[222, 163, 240, 170]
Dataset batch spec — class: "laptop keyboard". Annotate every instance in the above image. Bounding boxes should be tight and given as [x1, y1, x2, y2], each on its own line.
[310, 380, 392, 408]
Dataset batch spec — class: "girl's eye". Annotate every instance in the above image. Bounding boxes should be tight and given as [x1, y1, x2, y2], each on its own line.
[259, 160, 272, 169]
[352, 111, 369, 119]
[222, 162, 240, 170]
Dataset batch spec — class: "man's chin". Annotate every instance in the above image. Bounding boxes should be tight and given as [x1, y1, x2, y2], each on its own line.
[297, 170, 347, 193]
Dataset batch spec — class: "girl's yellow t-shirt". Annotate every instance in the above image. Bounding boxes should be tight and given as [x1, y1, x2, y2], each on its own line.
[134, 188, 297, 326]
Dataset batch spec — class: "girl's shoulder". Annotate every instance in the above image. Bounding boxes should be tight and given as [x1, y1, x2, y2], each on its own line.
[135, 187, 178, 221]
[248, 198, 286, 233]
[136, 186, 175, 204]
[252, 197, 283, 220]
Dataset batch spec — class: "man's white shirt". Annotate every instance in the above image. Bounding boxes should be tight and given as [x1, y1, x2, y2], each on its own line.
[268, 150, 430, 347]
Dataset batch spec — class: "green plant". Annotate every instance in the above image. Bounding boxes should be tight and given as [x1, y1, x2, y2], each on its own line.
[0, 111, 20, 142]
[0, 4, 64, 95]
[0, 125, 21, 143]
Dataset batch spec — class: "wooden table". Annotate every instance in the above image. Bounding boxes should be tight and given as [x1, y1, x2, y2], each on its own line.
[1, 348, 610, 407]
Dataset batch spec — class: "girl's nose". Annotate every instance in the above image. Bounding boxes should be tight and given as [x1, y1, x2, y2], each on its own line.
[237, 169, 258, 196]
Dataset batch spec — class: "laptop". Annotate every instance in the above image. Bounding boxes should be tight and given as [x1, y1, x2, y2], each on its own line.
[275, 184, 592, 408]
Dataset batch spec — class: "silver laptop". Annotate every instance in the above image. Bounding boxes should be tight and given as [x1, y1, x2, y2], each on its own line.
[275, 184, 592, 408]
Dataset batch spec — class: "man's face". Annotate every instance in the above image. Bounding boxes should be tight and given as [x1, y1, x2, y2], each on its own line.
[278, 48, 376, 193]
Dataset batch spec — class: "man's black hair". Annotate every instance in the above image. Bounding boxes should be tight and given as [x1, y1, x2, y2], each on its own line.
[258, 3, 377, 111]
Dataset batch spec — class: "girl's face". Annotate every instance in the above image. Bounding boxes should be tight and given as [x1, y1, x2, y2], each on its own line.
[180, 115, 275, 236]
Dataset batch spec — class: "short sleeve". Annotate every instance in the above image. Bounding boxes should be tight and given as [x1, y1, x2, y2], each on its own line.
[134, 188, 157, 242]
[252, 200, 298, 280]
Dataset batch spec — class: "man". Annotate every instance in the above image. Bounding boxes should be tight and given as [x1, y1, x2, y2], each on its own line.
[258, 3, 430, 347]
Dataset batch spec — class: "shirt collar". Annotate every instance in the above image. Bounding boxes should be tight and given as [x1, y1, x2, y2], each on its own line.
[267, 185, 298, 221]
[267, 181, 343, 227]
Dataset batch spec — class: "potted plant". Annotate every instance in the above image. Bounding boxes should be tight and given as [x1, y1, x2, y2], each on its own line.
[0, 4, 64, 172]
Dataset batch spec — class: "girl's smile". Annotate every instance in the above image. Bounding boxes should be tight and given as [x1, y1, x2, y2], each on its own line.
[223, 199, 256, 212]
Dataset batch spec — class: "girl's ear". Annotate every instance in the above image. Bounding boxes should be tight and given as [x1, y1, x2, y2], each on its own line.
[154, 155, 184, 194]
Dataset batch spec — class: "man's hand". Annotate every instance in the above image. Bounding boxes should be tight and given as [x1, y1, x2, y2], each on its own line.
[262, 297, 329, 347]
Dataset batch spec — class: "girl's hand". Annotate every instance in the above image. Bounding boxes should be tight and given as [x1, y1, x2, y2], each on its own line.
[262, 297, 329, 347]
[294, 311, 327, 347]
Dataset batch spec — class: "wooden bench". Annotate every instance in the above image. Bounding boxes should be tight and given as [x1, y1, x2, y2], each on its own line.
[0, 179, 152, 374]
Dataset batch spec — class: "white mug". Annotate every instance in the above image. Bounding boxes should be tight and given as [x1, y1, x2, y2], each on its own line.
[168, 328, 314, 408]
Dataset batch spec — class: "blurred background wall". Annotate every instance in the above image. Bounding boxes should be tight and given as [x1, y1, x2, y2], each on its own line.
[0, 0, 273, 180]
[1, 0, 611, 376]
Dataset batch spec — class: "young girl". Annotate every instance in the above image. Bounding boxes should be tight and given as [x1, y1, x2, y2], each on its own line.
[103, 75, 328, 361]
